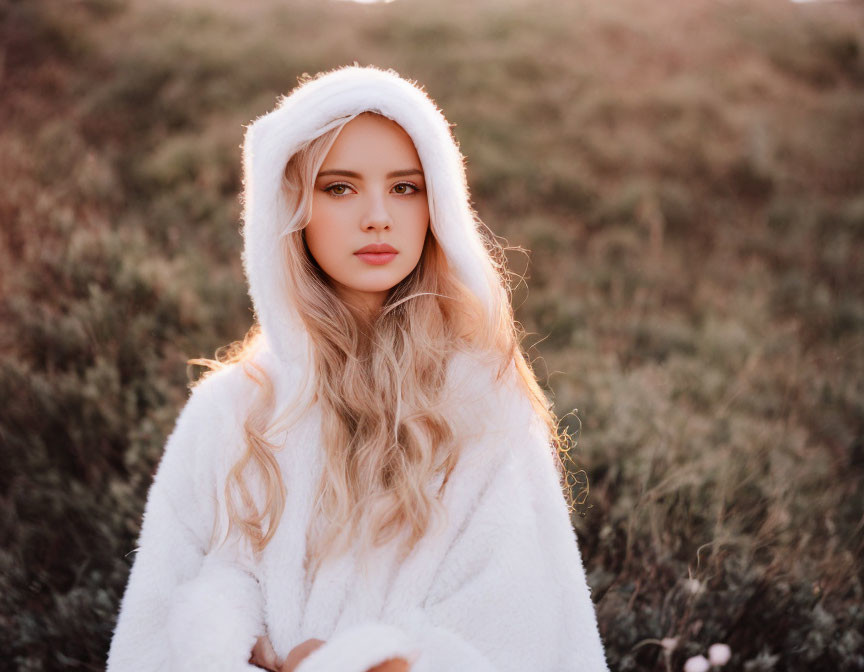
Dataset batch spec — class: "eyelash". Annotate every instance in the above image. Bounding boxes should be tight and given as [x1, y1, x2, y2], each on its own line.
[322, 181, 422, 198]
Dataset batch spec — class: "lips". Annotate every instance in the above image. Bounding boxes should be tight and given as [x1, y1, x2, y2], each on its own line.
[354, 242, 398, 266]
[354, 243, 398, 254]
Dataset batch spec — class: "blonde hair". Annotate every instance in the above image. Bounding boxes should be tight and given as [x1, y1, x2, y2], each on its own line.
[189, 111, 578, 580]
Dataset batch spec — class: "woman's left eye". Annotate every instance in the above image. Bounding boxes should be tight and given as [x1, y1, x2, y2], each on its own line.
[393, 182, 421, 195]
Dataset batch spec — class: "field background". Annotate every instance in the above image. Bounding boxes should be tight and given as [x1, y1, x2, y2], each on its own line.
[1, 0, 863, 669]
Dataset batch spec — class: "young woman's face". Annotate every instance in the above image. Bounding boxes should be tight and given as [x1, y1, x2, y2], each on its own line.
[305, 112, 430, 315]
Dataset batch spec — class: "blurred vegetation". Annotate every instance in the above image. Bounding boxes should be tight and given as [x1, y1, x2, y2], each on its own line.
[1, 0, 862, 669]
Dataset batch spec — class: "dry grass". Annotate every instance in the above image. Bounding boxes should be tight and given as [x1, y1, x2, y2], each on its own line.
[1, 0, 862, 669]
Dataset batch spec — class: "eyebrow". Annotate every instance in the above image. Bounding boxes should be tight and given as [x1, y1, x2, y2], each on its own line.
[316, 168, 425, 179]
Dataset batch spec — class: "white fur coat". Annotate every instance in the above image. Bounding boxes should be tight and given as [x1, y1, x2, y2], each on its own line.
[106, 64, 609, 672]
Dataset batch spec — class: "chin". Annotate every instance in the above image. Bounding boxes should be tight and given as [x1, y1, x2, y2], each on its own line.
[356, 271, 408, 290]
[356, 281, 401, 294]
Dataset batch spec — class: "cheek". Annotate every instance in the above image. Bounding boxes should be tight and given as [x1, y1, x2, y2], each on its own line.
[405, 199, 429, 234]
[407, 201, 430, 244]
[305, 203, 342, 261]
[304, 227, 337, 275]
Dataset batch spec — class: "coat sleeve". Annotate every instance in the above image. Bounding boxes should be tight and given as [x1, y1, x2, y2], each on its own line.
[106, 373, 266, 672]
[294, 359, 609, 672]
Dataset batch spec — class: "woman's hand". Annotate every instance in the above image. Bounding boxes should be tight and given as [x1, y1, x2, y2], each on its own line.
[367, 658, 412, 672]
[249, 635, 281, 671]
[279, 637, 326, 672]
[249, 634, 411, 672]
[250, 635, 327, 672]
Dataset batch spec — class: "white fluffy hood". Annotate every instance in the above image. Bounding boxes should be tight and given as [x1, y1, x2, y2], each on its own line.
[239, 64, 502, 367]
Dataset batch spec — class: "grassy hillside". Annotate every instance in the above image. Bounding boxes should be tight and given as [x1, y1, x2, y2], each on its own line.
[1, 0, 862, 669]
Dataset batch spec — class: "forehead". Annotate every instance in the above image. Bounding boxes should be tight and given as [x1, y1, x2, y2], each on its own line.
[321, 112, 422, 170]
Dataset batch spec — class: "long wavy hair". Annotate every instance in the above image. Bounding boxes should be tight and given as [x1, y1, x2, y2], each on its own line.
[189, 111, 579, 579]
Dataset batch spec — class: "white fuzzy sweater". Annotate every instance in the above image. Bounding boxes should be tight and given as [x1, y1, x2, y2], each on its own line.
[106, 64, 609, 672]
[106, 344, 608, 672]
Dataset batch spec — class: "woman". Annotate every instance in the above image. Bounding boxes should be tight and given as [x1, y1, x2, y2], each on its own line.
[106, 64, 609, 672]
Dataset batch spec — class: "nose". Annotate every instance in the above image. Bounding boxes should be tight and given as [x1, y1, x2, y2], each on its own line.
[361, 192, 393, 231]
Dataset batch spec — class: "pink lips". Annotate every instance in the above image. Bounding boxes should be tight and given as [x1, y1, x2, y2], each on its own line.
[354, 243, 398, 265]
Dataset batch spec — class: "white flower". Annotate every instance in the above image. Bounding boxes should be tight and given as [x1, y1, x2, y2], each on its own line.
[708, 643, 731, 666]
[661, 637, 679, 651]
[684, 578, 703, 595]
[683, 655, 710, 672]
